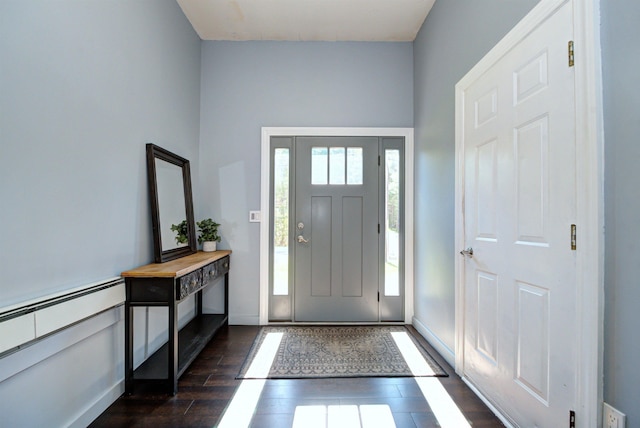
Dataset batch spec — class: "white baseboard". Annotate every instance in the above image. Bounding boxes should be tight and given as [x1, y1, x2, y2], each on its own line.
[69, 380, 124, 428]
[411, 316, 455, 368]
[461, 377, 514, 428]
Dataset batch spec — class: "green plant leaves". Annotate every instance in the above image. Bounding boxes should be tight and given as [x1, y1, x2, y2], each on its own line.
[197, 218, 221, 244]
[170, 220, 189, 244]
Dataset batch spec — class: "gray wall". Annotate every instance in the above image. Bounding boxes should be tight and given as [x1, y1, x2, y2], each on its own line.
[0, 0, 201, 425]
[0, 0, 201, 305]
[602, 0, 640, 424]
[412, 0, 539, 357]
[199, 41, 414, 323]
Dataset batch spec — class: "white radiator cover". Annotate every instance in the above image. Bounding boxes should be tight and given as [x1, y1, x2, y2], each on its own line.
[0, 278, 126, 427]
[0, 277, 199, 427]
[0, 278, 125, 356]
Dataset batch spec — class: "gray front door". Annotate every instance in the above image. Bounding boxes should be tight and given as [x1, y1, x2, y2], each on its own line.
[294, 137, 379, 322]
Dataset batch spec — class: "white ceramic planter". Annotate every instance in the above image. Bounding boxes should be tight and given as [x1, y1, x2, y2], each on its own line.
[202, 241, 217, 252]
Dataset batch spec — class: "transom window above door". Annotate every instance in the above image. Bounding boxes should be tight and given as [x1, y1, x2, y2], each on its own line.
[311, 146, 363, 185]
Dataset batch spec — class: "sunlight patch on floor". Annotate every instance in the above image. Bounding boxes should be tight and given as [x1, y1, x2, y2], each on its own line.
[391, 331, 471, 428]
[293, 405, 326, 428]
[216, 332, 283, 428]
[390, 331, 436, 376]
[414, 378, 472, 428]
[244, 332, 283, 377]
[328, 405, 360, 427]
[292, 404, 396, 428]
[216, 379, 266, 428]
[359, 405, 397, 427]
[218, 330, 471, 428]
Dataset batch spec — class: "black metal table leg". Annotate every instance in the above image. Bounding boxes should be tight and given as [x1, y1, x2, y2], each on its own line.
[124, 280, 134, 394]
[168, 298, 178, 395]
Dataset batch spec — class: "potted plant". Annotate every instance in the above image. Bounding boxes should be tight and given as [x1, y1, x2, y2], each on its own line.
[170, 220, 189, 245]
[197, 218, 221, 252]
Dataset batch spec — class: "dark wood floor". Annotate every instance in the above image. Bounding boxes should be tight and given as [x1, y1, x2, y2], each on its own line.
[90, 325, 503, 427]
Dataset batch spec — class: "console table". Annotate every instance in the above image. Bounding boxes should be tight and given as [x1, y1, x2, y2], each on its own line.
[121, 250, 230, 395]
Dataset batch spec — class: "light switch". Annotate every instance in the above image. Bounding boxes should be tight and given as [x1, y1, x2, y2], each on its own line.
[249, 211, 261, 222]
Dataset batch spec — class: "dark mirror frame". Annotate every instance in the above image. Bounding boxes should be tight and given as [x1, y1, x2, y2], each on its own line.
[146, 143, 197, 263]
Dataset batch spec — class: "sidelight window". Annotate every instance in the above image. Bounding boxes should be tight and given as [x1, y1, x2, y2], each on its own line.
[273, 148, 289, 295]
[384, 149, 401, 296]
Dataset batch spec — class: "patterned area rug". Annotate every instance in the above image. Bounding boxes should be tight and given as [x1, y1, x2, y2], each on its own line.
[237, 326, 447, 379]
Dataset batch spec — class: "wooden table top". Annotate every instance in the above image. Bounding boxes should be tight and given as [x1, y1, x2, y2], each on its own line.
[121, 250, 231, 278]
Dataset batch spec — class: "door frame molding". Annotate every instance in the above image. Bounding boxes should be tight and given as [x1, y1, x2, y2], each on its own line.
[260, 127, 415, 325]
[454, 0, 603, 425]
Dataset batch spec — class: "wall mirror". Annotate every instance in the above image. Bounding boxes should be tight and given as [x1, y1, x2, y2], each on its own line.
[146, 143, 196, 263]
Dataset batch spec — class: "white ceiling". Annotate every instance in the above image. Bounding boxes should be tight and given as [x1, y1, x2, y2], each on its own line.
[176, 0, 436, 42]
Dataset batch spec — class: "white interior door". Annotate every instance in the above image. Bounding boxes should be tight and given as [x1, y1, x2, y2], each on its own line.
[459, 1, 577, 425]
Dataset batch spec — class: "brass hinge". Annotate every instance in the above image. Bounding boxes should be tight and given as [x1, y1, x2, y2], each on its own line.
[568, 41, 575, 67]
[569, 410, 576, 428]
[571, 224, 577, 250]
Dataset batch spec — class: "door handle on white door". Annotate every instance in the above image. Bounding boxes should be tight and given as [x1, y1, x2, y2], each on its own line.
[297, 235, 309, 243]
[460, 247, 473, 258]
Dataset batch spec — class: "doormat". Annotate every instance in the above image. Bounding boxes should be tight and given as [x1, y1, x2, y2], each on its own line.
[236, 325, 447, 379]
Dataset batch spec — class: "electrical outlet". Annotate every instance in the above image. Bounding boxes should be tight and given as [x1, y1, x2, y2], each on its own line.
[603, 403, 626, 428]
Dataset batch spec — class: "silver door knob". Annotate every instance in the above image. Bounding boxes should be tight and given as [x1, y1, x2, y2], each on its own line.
[297, 235, 309, 243]
[460, 247, 473, 257]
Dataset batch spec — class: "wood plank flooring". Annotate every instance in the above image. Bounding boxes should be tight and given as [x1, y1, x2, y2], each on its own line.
[90, 325, 504, 427]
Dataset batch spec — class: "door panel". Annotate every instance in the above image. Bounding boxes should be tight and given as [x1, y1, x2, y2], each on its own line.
[342, 196, 364, 297]
[515, 116, 549, 244]
[475, 139, 498, 241]
[461, 1, 576, 425]
[294, 136, 379, 322]
[476, 271, 498, 364]
[515, 282, 550, 403]
[310, 196, 331, 297]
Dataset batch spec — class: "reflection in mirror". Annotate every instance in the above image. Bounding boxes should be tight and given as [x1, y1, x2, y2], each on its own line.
[155, 158, 188, 251]
[146, 144, 196, 263]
